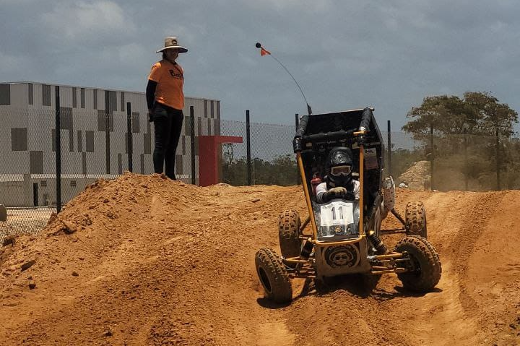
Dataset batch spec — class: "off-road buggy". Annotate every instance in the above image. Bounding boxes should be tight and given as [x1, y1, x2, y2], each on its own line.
[255, 107, 441, 303]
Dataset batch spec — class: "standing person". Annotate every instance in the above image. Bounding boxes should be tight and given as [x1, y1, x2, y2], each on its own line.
[146, 37, 188, 180]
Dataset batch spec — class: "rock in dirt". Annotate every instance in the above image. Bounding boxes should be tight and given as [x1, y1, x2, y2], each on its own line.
[20, 260, 36, 272]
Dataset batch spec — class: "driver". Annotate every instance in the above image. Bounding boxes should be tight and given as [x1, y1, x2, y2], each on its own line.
[316, 147, 359, 204]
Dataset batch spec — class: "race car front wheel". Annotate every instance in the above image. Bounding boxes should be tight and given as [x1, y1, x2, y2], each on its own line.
[255, 248, 292, 304]
[395, 236, 441, 292]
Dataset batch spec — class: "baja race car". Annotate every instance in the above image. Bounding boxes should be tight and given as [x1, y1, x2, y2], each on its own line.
[255, 107, 441, 303]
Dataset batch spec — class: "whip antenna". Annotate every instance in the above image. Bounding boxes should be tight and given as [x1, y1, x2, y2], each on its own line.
[255, 42, 312, 115]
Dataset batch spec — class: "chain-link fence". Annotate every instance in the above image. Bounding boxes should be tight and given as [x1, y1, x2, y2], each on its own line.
[220, 117, 297, 186]
[2, 104, 520, 240]
[386, 130, 520, 191]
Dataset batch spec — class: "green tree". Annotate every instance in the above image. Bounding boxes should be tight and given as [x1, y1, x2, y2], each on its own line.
[401, 91, 519, 191]
[221, 154, 297, 186]
[402, 95, 472, 139]
[464, 91, 518, 137]
[403, 91, 517, 138]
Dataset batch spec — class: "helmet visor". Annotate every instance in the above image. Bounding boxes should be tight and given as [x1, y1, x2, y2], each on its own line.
[331, 165, 352, 176]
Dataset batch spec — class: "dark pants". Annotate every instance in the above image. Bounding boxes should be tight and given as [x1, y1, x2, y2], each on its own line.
[152, 103, 184, 180]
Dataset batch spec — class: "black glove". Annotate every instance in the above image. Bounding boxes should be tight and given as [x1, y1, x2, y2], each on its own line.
[148, 111, 154, 123]
[323, 187, 347, 201]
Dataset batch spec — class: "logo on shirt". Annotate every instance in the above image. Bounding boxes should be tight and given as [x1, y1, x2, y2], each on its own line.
[169, 69, 183, 80]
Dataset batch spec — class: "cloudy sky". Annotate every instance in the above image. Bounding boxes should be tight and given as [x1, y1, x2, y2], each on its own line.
[1, 0, 519, 131]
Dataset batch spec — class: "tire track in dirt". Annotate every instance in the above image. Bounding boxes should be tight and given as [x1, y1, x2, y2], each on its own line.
[0, 175, 519, 345]
[449, 192, 506, 311]
[461, 191, 520, 345]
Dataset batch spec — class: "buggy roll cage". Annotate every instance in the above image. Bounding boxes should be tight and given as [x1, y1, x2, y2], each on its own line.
[292, 107, 385, 245]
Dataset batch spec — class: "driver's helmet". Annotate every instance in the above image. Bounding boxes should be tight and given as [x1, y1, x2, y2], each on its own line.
[326, 147, 353, 187]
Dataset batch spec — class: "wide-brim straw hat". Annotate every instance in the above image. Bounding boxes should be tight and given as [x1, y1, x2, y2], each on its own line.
[156, 37, 188, 53]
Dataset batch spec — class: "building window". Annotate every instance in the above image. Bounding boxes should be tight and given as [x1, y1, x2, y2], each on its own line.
[118, 153, 123, 174]
[72, 87, 77, 108]
[30, 151, 43, 174]
[85, 131, 94, 152]
[81, 88, 85, 108]
[77, 130, 83, 152]
[0, 84, 11, 105]
[11, 128, 28, 151]
[82, 152, 87, 175]
[204, 100, 208, 118]
[42, 84, 51, 106]
[60, 107, 73, 130]
[93, 89, 98, 109]
[184, 115, 191, 136]
[105, 90, 117, 113]
[214, 119, 220, 136]
[28, 83, 33, 105]
[120, 92, 125, 112]
[52, 129, 56, 152]
[211, 101, 214, 119]
[144, 132, 152, 154]
[132, 112, 140, 133]
[70, 180, 77, 188]
[176, 155, 183, 174]
[41, 180, 47, 187]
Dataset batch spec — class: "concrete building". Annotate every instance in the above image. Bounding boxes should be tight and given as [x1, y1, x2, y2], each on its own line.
[0, 81, 221, 207]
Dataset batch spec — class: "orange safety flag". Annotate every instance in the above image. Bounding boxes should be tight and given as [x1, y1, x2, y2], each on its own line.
[260, 47, 271, 56]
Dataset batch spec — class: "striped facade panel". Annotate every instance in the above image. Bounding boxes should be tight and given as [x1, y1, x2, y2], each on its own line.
[0, 81, 221, 206]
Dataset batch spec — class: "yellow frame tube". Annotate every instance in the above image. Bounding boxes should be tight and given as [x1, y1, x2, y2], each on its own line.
[358, 143, 365, 236]
[298, 130, 367, 245]
[297, 152, 318, 238]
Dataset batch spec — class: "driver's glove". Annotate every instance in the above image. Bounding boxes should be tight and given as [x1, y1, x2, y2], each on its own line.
[324, 187, 347, 201]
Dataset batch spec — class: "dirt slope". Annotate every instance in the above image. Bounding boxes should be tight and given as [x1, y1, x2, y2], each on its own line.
[0, 173, 518, 346]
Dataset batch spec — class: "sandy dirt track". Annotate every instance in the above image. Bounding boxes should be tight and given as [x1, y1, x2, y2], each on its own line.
[0, 173, 519, 345]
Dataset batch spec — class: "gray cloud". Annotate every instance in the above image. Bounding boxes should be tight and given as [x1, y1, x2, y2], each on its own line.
[1, 0, 519, 131]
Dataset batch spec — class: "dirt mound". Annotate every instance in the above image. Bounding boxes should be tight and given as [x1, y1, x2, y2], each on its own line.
[0, 173, 519, 345]
[398, 160, 430, 190]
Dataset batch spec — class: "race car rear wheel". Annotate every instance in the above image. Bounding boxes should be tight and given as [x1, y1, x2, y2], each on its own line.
[278, 210, 301, 259]
[395, 236, 441, 292]
[255, 248, 292, 303]
[405, 201, 427, 238]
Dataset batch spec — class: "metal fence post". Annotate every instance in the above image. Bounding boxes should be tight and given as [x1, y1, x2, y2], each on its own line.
[430, 124, 434, 191]
[246, 110, 252, 186]
[464, 128, 468, 191]
[105, 92, 111, 175]
[387, 120, 392, 177]
[55, 86, 62, 213]
[496, 128, 501, 190]
[295, 113, 300, 185]
[190, 106, 196, 185]
[126, 102, 133, 172]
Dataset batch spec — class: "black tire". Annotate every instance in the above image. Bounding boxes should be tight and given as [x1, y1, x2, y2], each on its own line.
[278, 210, 301, 259]
[405, 201, 427, 238]
[255, 248, 292, 303]
[394, 236, 441, 292]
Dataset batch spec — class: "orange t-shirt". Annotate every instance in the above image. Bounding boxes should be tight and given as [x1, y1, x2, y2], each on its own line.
[148, 60, 184, 110]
